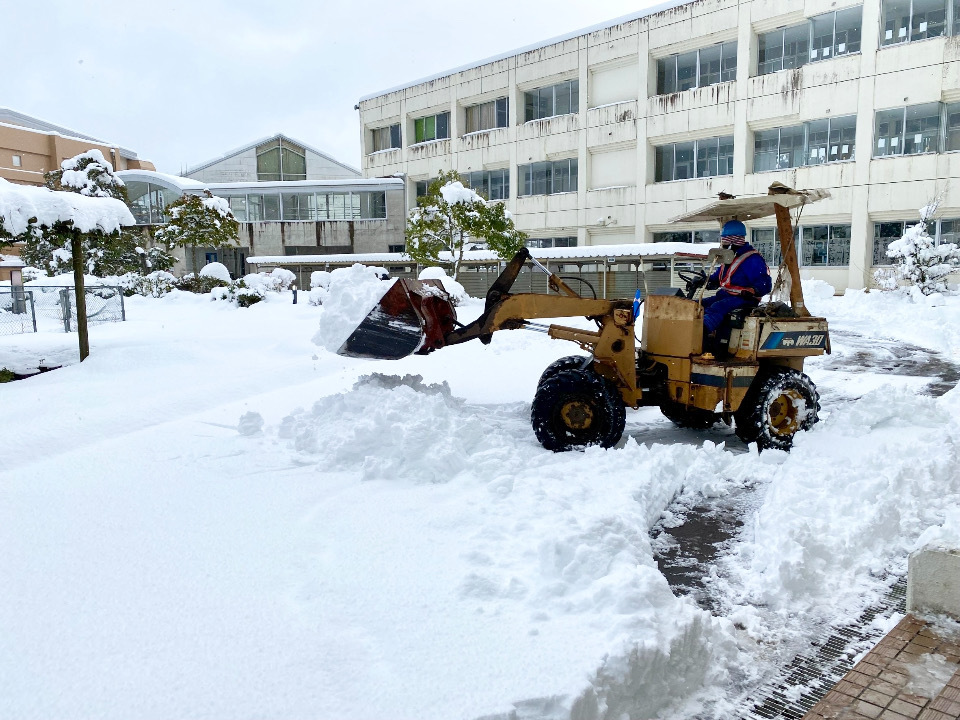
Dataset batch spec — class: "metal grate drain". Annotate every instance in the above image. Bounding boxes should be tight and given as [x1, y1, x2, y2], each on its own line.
[737, 576, 907, 719]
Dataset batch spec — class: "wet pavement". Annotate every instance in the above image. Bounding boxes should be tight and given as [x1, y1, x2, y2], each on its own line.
[648, 332, 960, 718]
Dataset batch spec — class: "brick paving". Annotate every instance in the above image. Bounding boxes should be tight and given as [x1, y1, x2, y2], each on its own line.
[803, 615, 960, 720]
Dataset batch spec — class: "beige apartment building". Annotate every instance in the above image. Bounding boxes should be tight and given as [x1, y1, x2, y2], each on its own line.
[0, 108, 154, 187]
[359, 0, 960, 291]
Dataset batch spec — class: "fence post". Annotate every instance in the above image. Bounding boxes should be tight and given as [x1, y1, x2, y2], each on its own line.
[28, 292, 36, 332]
[59, 289, 71, 332]
[118, 288, 126, 321]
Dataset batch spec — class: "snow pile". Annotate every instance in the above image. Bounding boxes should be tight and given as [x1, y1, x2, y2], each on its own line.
[310, 270, 331, 290]
[0, 177, 134, 236]
[801, 276, 836, 301]
[199, 262, 231, 282]
[439, 180, 484, 206]
[418, 266, 469, 304]
[311, 264, 393, 351]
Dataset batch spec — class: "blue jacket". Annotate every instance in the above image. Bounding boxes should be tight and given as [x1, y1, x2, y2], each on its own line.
[709, 243, 772, 301]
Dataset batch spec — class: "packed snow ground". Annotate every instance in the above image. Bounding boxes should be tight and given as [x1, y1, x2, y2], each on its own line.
[1, 278, 959, 720]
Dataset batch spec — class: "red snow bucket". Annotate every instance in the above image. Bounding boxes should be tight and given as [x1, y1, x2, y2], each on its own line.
[336, 278, 458, 360]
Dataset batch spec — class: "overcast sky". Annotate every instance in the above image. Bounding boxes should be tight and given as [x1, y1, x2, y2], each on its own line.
[5, 0, 668, 175]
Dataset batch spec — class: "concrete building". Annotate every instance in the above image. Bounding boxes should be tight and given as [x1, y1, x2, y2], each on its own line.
[183, 133, 361, 184]
[116, 169, 405, 278]
[0, 107, 154, 187]
[358, 0, 960, 291]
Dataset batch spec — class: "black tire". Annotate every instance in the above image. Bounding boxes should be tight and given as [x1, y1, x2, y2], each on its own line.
[734, 368, 819, 451]
[659, 401, 720, 430]
[537, 355, 590, 387]
[531, 368, 626, 451]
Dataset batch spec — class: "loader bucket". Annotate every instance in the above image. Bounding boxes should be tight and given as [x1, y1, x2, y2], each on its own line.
[336, 278, 458, 360]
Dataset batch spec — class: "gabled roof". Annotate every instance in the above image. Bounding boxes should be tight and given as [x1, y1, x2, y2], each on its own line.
[0, 107, 142, 160]
[184, 133, 360, 177]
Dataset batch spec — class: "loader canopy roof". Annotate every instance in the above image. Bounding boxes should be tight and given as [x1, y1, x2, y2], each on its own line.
[671, 185, 830, 225]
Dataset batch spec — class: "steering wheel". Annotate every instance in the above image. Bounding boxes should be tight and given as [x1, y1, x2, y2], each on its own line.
[677, 268, 707, 299]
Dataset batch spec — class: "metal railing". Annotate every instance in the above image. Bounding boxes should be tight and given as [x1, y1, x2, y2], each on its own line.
[0, 290, 37, 335]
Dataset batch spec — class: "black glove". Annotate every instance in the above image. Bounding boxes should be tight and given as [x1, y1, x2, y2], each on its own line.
[705, 276, 720, 290]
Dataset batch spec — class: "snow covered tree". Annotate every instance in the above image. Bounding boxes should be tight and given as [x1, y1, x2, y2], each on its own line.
[405, 171, 527, 280]
[884, 199, 960, 295]
[154, 190, 239, 253]
[20, 150, 174, 277]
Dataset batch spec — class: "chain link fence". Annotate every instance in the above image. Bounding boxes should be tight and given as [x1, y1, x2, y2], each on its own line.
[25, 285, 125, 331]
[0, 290, 38, 335]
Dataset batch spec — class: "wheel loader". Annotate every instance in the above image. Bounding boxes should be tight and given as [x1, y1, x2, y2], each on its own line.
[338, 183, 831, 451]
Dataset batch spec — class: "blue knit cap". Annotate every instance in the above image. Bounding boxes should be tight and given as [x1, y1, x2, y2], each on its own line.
[720, 220, 747, 245]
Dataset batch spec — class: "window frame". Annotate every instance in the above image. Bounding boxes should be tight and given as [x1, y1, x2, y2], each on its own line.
[753, 115, 857, 171]
[412, 111, 451, 145]
[464, 97, 509, 134]
[757, 7, 863, 76]
[518, 158, 579, 196]
[872, 217, 960, 265]
[371, 123, 401, 153]
[654, 136, 735, 182]
[879, 0, 953, 46]
[752, 224, 852, 267]
[523, 80, 580, 123]
[462, 168, 510, 201]
[656, 40, 738, 95]
[873, 103, 944, 157]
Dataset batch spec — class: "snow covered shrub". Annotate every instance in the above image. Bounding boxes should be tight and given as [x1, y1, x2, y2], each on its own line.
[885, 201, 960, 295]
[154, 191, 239, 252]
[117, 271, 177, 298]
[199, 262, 231, 282]
[175, 272, 230, 294]
[309, 270, 332, 305]
[214, 271, 295, 307]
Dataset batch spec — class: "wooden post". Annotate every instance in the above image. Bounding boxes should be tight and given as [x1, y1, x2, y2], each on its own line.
[71, 231, 90, 361]
[773, 203, 809, 317]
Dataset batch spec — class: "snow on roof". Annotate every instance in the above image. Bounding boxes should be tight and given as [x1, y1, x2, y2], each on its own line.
[0, 254, 25, 268]
[115, 170, 208, 192]
[183, 133, 361, 177]
[247, 242, 715, 267]
[0, 177, 135, 236]
[0, 108, 142, 160]
[358, 0, 688, 102]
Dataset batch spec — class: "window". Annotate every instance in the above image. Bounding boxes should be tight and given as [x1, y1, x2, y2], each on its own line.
[657, 41, 737, 94]
[881, 0, 947, 45]
[655, 136, 734, 181]
[874, 103, 942, 157]
[413, 112, 450, 144]
[256, 139, 306, 182]
[463, 169, 510, 200]
[519, 159, 578, 196]
[205, 253, 219, 264]
[754, 115, 857, 171]
[947, 102, 960, 151]
[526, 237, 578, 249]
[801, 225, 851, 266]
[465, 98, 508, 133]
[11, 155, 21, 167]
[234, 191, 386, 222]
[124, 181, 181, 225]
[524, 80, 579, 122]
[752, 225, 849, 266]
[371, 124, 401, 152]
[758, 8, 862, 75]
[653, 230, 721, 243]
[873, 218, 958, 264]
[388, 244, 405, 253]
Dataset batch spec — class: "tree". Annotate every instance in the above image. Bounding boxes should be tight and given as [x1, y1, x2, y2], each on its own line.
[21, 150, 173, 277]
[405, 170, 527, 280]
[884, 198, 960, 295]
[154, 190, 239, 264]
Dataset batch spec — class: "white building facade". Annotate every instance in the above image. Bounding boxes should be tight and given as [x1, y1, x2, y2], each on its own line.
[358, 0, 960, 291]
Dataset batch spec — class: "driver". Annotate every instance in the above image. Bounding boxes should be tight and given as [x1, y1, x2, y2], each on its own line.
[701, 220, 772, 336]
